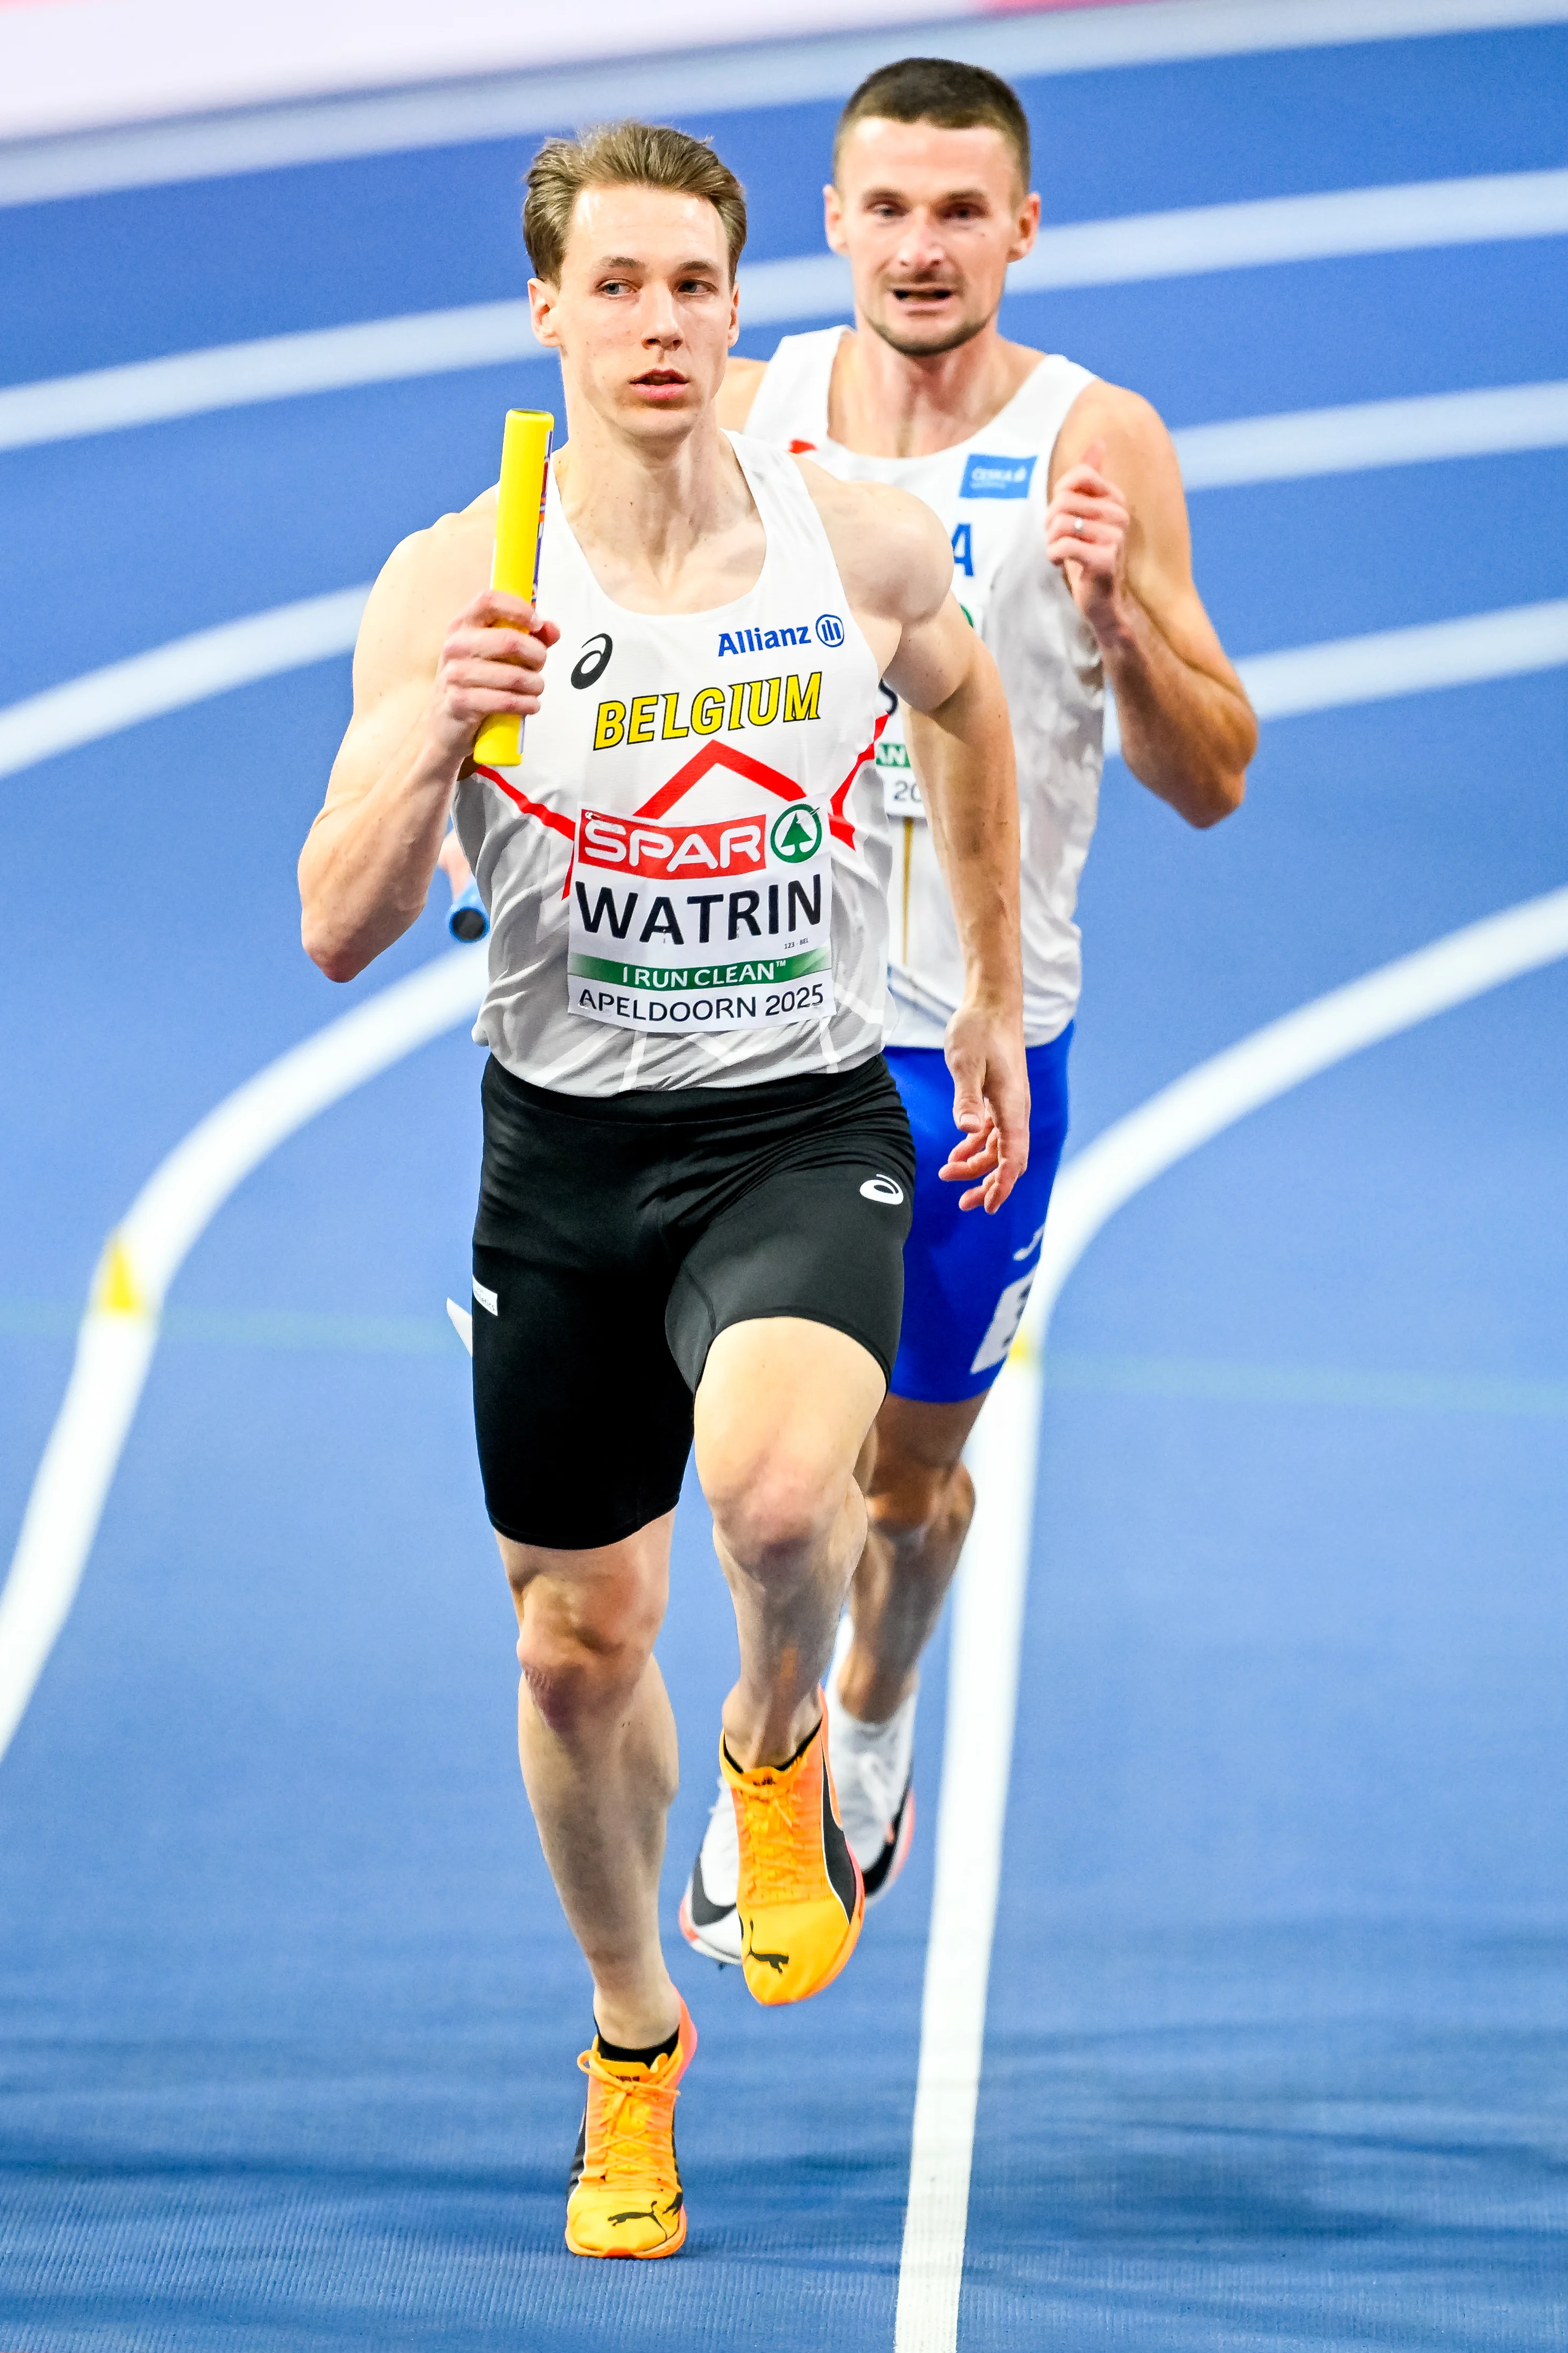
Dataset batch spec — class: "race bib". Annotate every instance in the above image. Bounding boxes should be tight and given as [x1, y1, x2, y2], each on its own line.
[567, 799, 835, 1033]
[877, 711, 927, 822]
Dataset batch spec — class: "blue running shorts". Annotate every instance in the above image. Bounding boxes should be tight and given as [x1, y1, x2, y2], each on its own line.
[884, 1026, 1072, 1404]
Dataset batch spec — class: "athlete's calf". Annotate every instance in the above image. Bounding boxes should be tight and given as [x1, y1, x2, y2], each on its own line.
[696, 1315, 885, 1770]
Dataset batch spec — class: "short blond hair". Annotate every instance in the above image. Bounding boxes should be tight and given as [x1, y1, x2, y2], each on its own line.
[523, 121, 748, 285]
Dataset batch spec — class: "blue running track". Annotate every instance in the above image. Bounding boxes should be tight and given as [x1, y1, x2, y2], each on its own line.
[2, 16, 1566, 2348]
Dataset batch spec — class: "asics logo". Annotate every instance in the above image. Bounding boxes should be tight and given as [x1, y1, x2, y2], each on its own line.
[860, 1175, 905, 1205]
[571, 632, 613, 689]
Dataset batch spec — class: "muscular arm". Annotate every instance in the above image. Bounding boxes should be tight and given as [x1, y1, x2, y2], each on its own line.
[1047, 384, 1256, 828]
[809, 467, 1027, 1210]
[297, 504, 556, 982]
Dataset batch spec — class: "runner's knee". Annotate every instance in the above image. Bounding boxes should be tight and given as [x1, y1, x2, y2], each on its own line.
[870, 1452, 974, 1554]
[706, 1443, 848, 1577]
[511, 1567, 662, 1734]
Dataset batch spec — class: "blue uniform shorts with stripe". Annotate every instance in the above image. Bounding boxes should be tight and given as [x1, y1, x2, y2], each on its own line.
[884, 1026, 1072, 1404]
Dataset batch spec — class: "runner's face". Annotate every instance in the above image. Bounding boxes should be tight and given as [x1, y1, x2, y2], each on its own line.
[825, 120, 1038, 360]
[532, 185, 739, 438]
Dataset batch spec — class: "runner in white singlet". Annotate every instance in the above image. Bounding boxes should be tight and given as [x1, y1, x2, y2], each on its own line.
[450, 431, 897, 1098]
[297, 122, 1029, 2262]
[745, 328, 1099, 1052]
[682, 60, 1256, 1956]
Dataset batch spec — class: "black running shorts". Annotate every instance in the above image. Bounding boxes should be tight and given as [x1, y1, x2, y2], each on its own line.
[471, 1053, 916, 1550]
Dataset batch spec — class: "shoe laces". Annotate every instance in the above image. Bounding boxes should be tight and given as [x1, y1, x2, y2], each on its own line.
[576, 2046, 682, 2194]
[733, 1733, 825, 1910]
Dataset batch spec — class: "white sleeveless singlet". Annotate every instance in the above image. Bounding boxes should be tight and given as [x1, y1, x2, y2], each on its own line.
[453, 433, 891, 1097]
[747, 327, 1104, 1050]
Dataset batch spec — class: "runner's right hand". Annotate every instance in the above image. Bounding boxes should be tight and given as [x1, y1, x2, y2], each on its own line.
[428, 590, 560, 763]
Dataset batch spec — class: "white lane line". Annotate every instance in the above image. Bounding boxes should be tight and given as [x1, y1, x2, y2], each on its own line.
[0, 946, 486, 1769]
[0, 304, 545, 450]
[1098, 597, 1568, 761]
[0, 587, 368, 781]
[4, 0, 1565, 205]
[894, 881, 1568, 2353]
[4, 592, 1564, 793]
[0, 254, 853, 451]
[9, 166, 1568, 453]
[1012, 165, 1568, 293]
[1238, 600, 1568, 721]
[1173, 378, 1568, 489]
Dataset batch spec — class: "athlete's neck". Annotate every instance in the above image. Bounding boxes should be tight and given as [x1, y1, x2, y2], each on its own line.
[554, 405, 762, 614]
[828, 319, 1041, 460]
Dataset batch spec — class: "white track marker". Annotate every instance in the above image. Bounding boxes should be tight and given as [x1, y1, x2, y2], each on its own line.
[0, 947, 486, 1769]
[896, 882, 1568, 2353]
[0, 588, 368, 781]
[3, 1, 1565, 205]
[9, 164, 1568, 451]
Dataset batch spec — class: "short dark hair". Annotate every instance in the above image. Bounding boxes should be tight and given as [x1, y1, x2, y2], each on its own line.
[523, 120, 747, 284]
[834, 57, 1031, 191]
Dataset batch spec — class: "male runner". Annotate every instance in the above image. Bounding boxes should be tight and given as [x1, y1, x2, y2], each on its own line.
[683, 58, 1256, 1954]
[297, 121, 1027, 2260]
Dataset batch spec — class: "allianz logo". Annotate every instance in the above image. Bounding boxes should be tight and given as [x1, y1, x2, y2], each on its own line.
[718, 614, 845, 656]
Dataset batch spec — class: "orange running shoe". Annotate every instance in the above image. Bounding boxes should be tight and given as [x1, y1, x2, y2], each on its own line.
[721, 1700, 865, 2006]
[564, 2000, 697, 2259]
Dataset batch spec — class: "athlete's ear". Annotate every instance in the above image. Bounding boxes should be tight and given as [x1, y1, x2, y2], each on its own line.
[529, 278, 563, 353]
[1009, 191, 1041, 264]
[728, 274, 740, 350]
[823, 181, 848, 256]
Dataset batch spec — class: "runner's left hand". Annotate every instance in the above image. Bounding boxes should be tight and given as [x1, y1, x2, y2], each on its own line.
[940, 1005, 1030, 1213]
[1044, 438, 1132, 644]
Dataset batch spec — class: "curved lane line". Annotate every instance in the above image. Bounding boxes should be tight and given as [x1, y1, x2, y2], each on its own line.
[2, 569, 1567, 2303]
[0, 946, 486, 1768]
[895, 881, 1568, 2353]
[0, 587, 368, 781]
[6, 166, 1568, 452]
[1, 596, 1564, 1750]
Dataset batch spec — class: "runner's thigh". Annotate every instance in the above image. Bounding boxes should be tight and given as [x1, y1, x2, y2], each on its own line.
[664, 1057, 916, 1393]
[471, 1059, 694, 1550]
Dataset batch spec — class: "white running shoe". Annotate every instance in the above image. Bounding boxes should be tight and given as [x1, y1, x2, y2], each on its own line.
[825, 1619, 917, 1904]
[679, 1771, 743, 1966]
[677, 1621, 917, 1962]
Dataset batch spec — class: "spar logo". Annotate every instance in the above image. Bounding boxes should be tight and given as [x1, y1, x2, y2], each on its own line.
[579, 809, 768, 879]
[770, 804, 822, 863]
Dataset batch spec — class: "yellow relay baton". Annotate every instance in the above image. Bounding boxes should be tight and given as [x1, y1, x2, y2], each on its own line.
[473, 407, 555, 770]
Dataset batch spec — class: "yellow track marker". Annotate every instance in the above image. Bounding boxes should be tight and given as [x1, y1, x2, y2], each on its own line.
[93, 1232, 147, 1318]
[473, 407, 554, 770]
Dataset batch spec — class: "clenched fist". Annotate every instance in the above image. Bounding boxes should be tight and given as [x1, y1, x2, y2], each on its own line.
[429, 589, 561, 765]
[1044, 438, 1132, 649]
